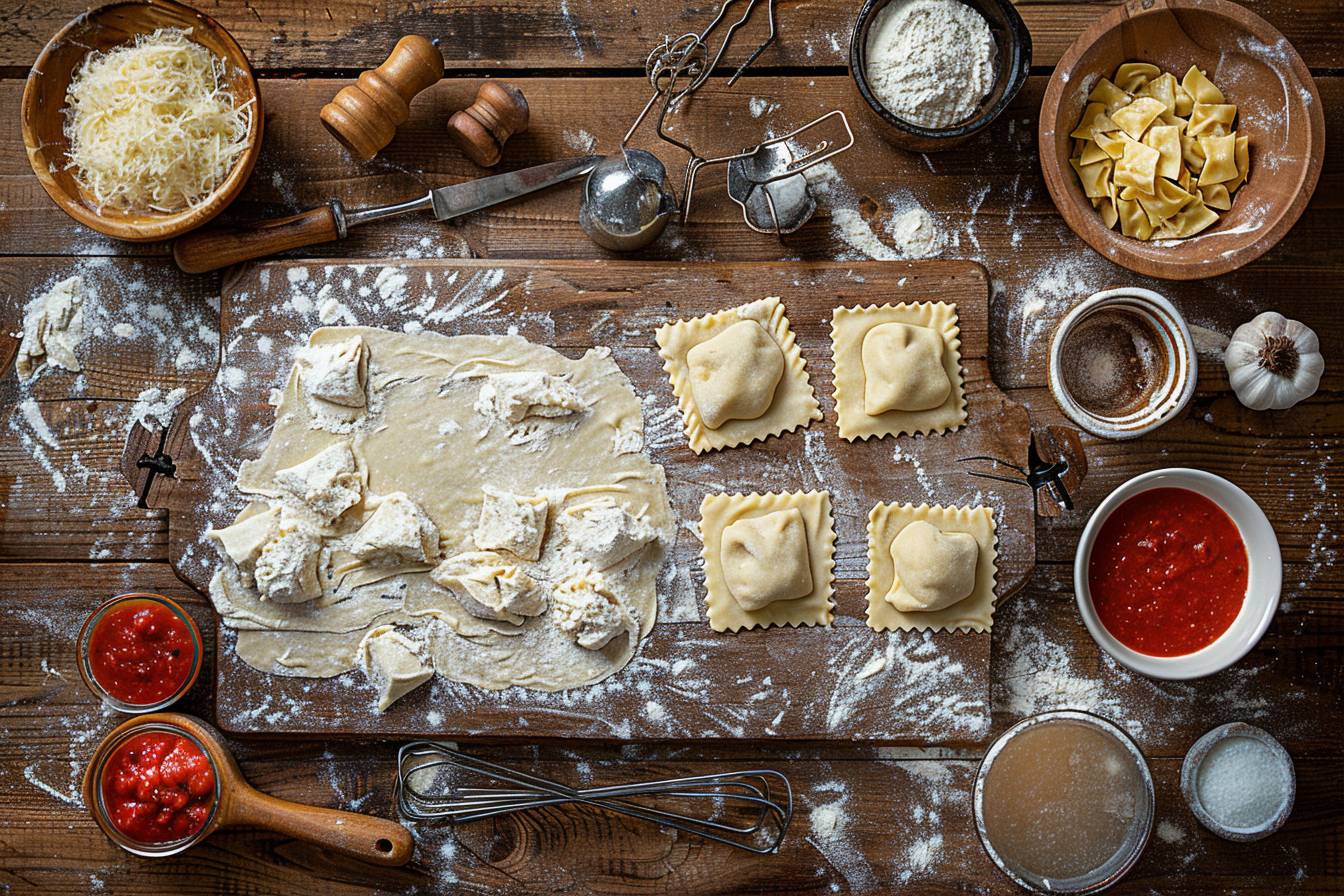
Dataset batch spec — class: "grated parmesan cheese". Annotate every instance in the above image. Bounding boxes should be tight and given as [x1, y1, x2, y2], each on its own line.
[62, 27, 254, 213]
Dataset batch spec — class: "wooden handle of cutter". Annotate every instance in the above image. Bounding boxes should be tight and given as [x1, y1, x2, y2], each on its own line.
[227, 784, 415, 867]
[320, 35, 444, 161]
[173, 202, 345, 273]
[448, 81, 529, 167]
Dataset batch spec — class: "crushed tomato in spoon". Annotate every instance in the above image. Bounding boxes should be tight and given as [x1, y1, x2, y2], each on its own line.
[100, 731, 216, 844]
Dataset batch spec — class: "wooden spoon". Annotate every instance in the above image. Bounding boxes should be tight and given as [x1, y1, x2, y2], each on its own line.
[82, 712, 414, 865]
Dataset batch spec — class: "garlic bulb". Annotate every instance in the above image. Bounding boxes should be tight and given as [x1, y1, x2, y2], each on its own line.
[1224, 312, 1324, 411]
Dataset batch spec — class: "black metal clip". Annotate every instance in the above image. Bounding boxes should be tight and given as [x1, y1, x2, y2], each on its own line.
[135, 428, 176, 509]
[959, 427, 1089, 518]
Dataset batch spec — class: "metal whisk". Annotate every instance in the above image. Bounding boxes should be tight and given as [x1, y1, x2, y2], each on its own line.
[396, 742, 793, 854]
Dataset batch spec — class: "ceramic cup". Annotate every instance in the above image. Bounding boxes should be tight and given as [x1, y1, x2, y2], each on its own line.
[1048, 288, 1197, 440]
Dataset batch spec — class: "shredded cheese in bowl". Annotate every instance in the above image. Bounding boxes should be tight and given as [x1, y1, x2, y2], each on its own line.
[62, 27, 255, 214]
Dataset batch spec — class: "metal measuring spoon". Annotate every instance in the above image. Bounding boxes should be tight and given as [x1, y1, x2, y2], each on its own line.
[579, 149, 677, 252]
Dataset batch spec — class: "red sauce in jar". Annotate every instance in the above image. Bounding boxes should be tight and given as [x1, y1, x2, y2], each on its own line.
[100, 731, 216, 844]
[1088, 487, 1248, 656]
[88, 600, 195, 706]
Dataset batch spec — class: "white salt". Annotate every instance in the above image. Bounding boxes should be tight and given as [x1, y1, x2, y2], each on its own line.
[1196, 736, 1292, 831]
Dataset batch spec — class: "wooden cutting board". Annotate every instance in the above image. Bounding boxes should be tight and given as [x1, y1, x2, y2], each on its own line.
[125, 259, 1035, 744]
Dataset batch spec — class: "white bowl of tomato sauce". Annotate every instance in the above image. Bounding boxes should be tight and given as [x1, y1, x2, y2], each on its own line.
[1075, 468, 1281, 680]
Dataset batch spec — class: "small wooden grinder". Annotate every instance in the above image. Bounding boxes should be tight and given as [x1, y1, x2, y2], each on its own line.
[447, 82, 529, 167]
[320, 35, 444, 161]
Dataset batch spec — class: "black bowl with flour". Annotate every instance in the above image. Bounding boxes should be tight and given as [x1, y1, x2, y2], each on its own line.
[848, 0, 1031, 151]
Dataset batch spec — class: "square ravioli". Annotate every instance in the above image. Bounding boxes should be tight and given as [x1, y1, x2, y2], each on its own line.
[656, 296, 822, 453]
[830, 302, 967, 441]
[700, 491, 836, 632]
[866, 502, 998, 633]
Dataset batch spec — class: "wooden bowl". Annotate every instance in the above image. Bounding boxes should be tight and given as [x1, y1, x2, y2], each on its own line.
[1039, 0, 1323, 280]
[20, 0, 263, 242]
[849, 0, 1032, 152]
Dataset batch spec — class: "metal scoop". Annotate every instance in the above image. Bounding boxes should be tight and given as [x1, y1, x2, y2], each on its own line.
[578, 149, 677, 251]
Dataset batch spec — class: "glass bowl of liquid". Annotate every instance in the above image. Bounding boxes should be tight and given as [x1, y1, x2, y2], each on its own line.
[974, 710, 1155, 894]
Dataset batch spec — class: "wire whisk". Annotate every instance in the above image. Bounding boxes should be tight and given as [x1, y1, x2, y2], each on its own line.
[396, 742, 793, 854]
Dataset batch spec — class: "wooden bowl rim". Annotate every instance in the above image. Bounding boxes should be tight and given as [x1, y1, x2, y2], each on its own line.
[1038, 0, 1325, 281]
[19, 0, 263, 243]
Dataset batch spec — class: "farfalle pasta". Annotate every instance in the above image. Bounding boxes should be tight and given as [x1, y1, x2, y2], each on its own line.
[1069, 61, 1250, 241]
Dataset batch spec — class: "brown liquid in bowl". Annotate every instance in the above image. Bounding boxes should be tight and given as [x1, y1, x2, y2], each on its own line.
[981, 718, 1148, 883]
[1059, 309, 1167, 418]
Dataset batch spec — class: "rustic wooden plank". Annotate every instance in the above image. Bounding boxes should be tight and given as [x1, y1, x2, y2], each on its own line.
[0, 260, 222, 399]
[1000, 387, 1343, 568]
[0, 0, 1339, 71]
[0, 258, 220, 561]
[994, 562, 1344, 758]
[0, 716, 1338, 895]
[4, 543, 1337, 751]
[3, 73, 1342, 398]
[2, 553, 1337, 890]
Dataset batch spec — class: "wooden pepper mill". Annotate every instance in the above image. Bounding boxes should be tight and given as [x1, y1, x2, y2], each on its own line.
[320, 35, 444, 161]
[447, 82, 530, 167]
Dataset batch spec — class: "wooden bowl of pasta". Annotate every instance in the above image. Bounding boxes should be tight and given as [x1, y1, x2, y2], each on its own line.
[1039, 0, 1322, 280]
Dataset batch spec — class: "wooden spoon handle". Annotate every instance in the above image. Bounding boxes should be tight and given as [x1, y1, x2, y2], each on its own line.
[173, 201, 347, 273]
[226, 784, 414, 866]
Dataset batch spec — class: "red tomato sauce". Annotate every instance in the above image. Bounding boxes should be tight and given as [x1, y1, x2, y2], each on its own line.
[101, 731, 216, 844]
[88, 600, 195, 706]
[1088, 487, 1248, 657]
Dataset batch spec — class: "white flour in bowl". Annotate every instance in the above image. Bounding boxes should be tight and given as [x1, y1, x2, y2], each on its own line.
[864, 0, 997, 129]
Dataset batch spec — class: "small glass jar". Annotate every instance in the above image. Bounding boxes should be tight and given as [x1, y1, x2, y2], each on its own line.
[85, 721, 221, 857]
[77, 593, 203, 714]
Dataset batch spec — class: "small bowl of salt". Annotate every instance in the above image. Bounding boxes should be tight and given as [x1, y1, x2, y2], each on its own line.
[1181, 722, 1295, 842]
[848, 0, 1031, 151]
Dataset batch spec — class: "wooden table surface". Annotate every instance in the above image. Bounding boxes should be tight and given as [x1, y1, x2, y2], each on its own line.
[1, 1, 1340, 893]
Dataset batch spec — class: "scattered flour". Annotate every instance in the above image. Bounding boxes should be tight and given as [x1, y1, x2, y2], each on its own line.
[130, 387, 188, 430]
[15, 276, 85, 379]
[562, 128, 598, 153]
[1157, 820, 1187, 844]
[886, 206, 946, 258]
[749, 96, 781, 118]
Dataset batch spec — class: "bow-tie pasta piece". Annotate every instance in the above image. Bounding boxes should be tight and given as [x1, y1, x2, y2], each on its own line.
[686, 320, 785, 430]
[475, 371, 586, 425]
[551, 572, 634, 650]
[656, 296, 821, 453]
[558, 498, 657, 570]
[862, 322, 953, 415]
[866, 502, 998, 633]
[699, 491, 836, 632]
[831, 303, 966, 441]
[885, 519, 979, 612]
[720, 507, 813, 611]
[253, 510, 325, 604]
[208, 504, 282, 588]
